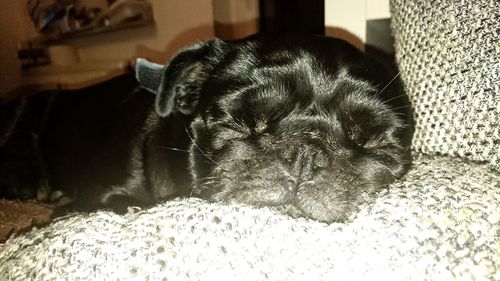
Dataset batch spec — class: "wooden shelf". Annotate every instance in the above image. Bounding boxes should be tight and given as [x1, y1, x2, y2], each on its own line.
[20, 60, 132, 92]
[29, 17, 154, 44]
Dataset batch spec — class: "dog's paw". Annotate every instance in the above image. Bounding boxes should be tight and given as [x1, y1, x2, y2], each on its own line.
[48, 190, 73, 207]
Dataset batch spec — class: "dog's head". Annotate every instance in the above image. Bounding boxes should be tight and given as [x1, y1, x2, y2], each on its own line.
[136, 34, 412, 222]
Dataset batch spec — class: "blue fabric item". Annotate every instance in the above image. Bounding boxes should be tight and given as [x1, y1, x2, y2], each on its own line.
[135, 58, 164, 94]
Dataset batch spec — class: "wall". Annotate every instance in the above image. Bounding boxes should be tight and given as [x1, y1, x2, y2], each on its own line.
[324, 0, 390, 51]
[212, 0, 259, 40]
[0, 1, 37, 96]
[72, 0, 215, 64]
[0, 0, 215, 97]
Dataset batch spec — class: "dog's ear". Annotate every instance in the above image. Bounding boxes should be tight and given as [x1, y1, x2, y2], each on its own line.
[135, 41, 221, 117]
[137, 40, 223, 117]
[135, 58, 164, 94]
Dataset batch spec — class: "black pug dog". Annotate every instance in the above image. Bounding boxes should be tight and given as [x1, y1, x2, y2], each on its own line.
[0, 34, 412, 222]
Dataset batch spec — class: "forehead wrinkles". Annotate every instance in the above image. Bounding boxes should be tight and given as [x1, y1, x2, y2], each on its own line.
[277, 114, 343, 143]
[295, 50, 336, 96]
[280, 49, 333, 101]
[325, 68, 376, 97]
[218, 80, 304, 124]
[212, 48, 344, 128]
[285, 49, 358, 101]
[312, 68, 378, 115]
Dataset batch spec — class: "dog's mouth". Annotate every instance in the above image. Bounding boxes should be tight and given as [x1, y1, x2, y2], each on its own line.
[195, 176, 361, 223]
[196, 181, 342, 222]
[194, 179, 308, 217]
[223, 194, 309, 220]
[266, 204, 308, 219]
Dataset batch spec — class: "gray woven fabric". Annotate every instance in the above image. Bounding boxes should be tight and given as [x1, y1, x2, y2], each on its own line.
[390, 0, 499, 169]
[1, 154, 498, 281]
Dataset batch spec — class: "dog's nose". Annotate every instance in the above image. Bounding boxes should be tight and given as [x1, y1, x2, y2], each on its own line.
[281, 145, 327, 186]
[292, 146, 315, 182]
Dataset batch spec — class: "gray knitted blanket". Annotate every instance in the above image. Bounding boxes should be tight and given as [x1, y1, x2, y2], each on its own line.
[1, 154, 498, 280]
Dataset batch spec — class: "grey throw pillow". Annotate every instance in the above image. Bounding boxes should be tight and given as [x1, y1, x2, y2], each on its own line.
[390, 0, 499, 169]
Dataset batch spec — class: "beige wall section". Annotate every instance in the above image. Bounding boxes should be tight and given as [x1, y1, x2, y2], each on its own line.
[212, 0, 259, 40]
[213, 0, 259, 24]
[0, 0, 214, 96]
[324, 0, 366, 51]
[73, 0, 215, 64]
[324, 0, 391, 51]
[0, 1, 38, 96]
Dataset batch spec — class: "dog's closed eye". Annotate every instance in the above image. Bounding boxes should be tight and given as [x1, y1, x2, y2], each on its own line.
[210, 122, 251, 150]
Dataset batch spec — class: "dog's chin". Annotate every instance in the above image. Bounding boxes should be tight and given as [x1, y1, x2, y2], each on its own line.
[195, 166, 372, 223]
[201, 186, 361, 223]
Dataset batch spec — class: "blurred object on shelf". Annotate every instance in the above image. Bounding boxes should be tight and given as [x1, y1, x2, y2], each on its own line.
[92, 0, 153, 27]
[27, 0, 70, 32]
[26, 0, 153, 41]
[27, 0, 106, 33]
[17, 42, 50, 69]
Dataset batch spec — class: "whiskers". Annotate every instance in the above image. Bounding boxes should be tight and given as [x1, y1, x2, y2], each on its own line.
[191, 176, 219, 197]
[373, 71, 412, 112]
[191, 174, 232, 197]
[381, 93, 408, 105]
[153, 125, 224, 169]
[154, 146, 191, 153]
[184, 124, 224, 168]
[375, 71, 401, 98]
[389, 104, 412, 111]
[382, 94, 413, 112]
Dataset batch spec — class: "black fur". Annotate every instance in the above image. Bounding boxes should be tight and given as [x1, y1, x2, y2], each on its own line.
[0, 34, 413, 222]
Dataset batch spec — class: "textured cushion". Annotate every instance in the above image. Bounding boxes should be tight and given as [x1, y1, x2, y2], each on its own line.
[1, 154, 498, 280]
[390, 0, 499, 169]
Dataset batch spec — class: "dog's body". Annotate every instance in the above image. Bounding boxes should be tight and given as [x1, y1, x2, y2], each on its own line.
[0, 34, 413, 222]
[0, 75, 192, 211]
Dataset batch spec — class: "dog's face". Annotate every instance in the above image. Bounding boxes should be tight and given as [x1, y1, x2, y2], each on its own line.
[137, 34, 412, 222]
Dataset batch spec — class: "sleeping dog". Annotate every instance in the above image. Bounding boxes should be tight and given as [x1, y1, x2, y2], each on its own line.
[0, 34, 413, 222]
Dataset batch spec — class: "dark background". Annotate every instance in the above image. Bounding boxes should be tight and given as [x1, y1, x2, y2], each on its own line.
[259, 0, 325, 35]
